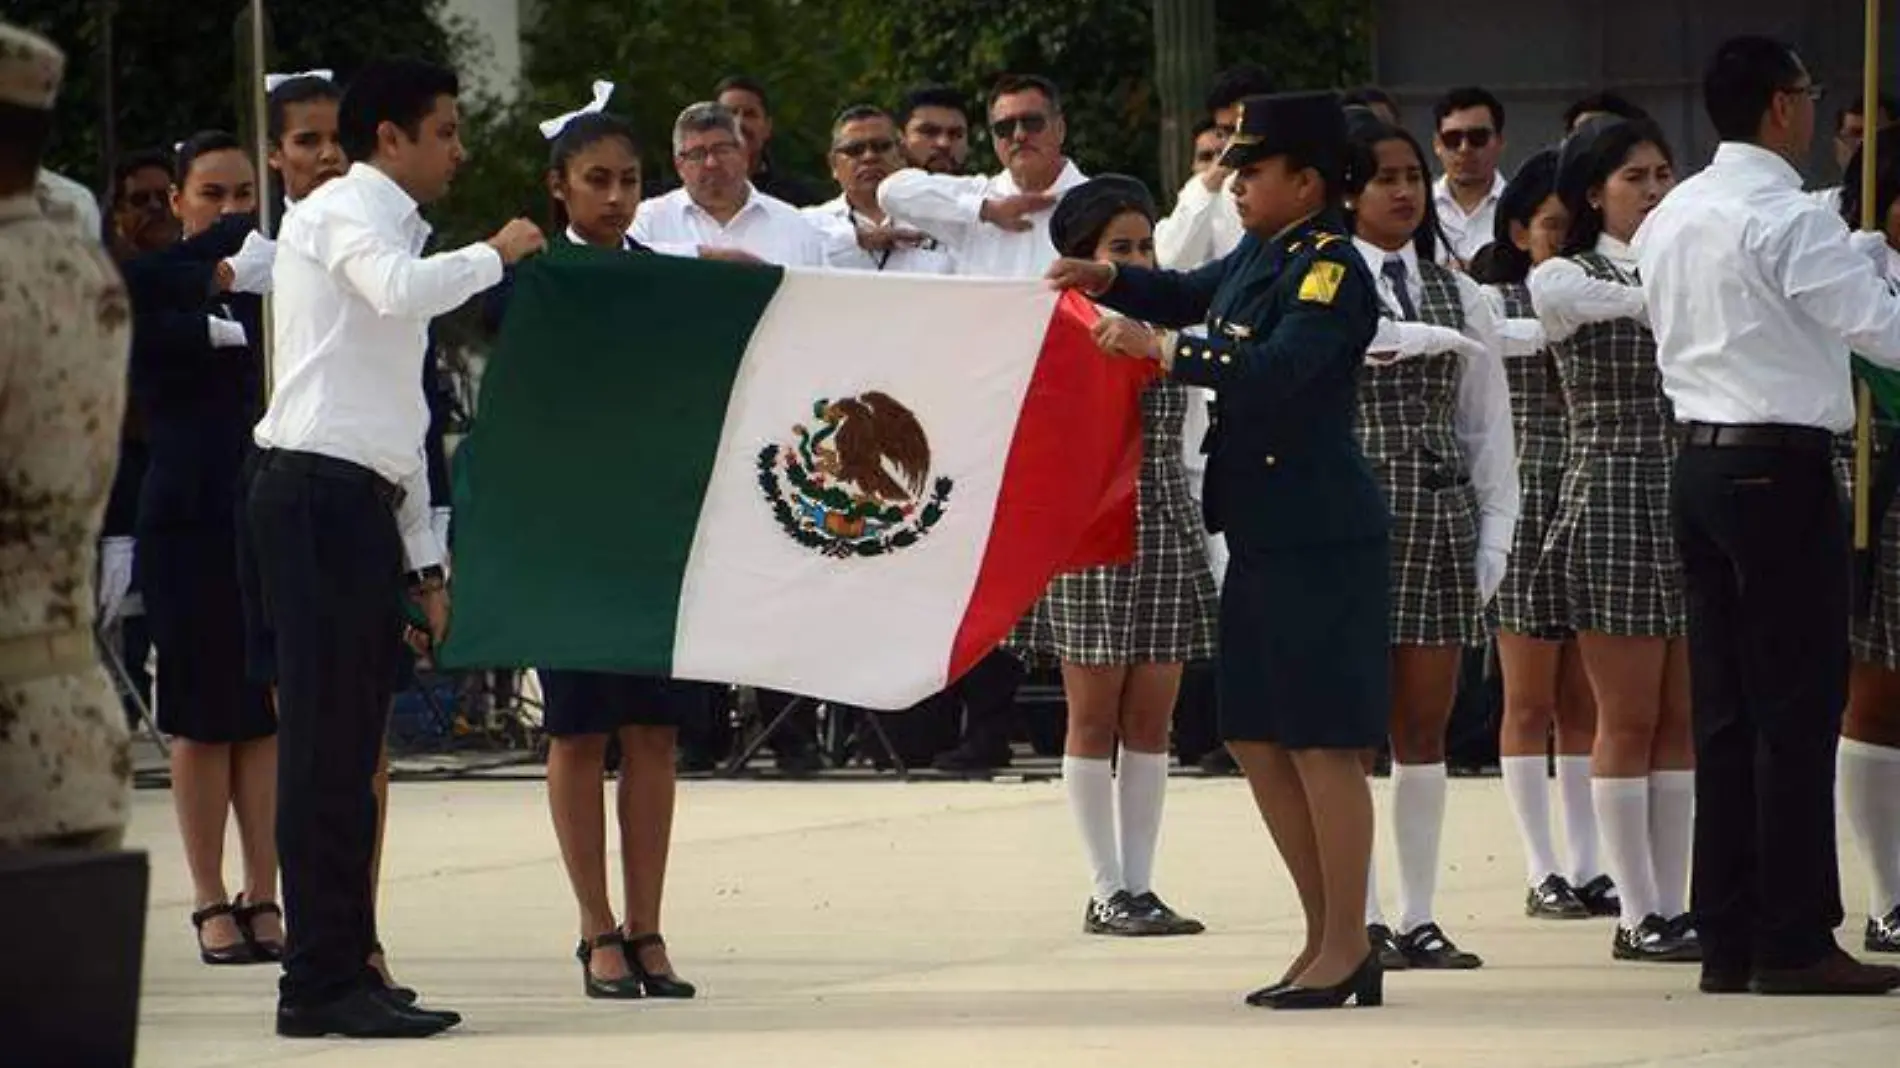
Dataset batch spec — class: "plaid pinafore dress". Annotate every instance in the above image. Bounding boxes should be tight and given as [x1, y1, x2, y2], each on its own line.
[1357, 258, 1485, 647]
[1538, 251, 1684, 637]
[1490, 282, 1571, 639]
[1836, 417, 1900, 669]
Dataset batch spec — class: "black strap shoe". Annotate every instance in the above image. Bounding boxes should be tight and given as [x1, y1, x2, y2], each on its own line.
[277, 986, 458, 1039]
[1865, 907, 1900, 955]
[1366, 924, 1410, 971]
[191, 902, 260, 966]
[1397, 923, 1484, 969]
[1574, 874, 1620, 918]
[577, 932, 646, 1000]
[1084, 892, 1165, 936]
[1613, 914, 1701, 963]
[232, 894, 284, 961]
[626, 933, 697, 999]
[1526, 875, 1590, 920]
[1127, 891, 1206, 936]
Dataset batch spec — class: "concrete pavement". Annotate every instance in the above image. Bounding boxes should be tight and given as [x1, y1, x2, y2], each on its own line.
[128, 774, 1899, 1067]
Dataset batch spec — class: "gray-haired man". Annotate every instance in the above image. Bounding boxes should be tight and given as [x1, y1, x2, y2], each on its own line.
[632, 101, 826, 266]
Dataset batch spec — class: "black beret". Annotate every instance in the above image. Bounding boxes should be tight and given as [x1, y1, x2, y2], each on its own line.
[1049, 174, 1157, 259]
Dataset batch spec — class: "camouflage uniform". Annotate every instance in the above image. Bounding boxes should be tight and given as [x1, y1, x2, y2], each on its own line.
[0, 23, 133, 849]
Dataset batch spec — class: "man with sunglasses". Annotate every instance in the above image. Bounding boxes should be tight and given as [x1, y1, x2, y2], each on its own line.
[1154, 63, 1274, 272]
[1431, 86, 1509, 270]
[805, 104, 950, 274]
[897, 84, 972, 176]
[878, 73, 1086, 280]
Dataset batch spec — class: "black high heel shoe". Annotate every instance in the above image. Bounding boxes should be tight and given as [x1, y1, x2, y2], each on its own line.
[192, 902, 261, 965]
[233, 894, 284, 961]
[578, 932, 646, 1000]
[1261, 953, 1383, 1010]
[626, 933, 697, 999]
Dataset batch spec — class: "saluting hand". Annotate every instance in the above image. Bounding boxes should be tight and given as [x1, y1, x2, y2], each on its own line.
[1045, 257, 1115, 295]
[486, 218, 547, 265]
[1092, 316, 1160, 361]
[979, 192, 1057, 232]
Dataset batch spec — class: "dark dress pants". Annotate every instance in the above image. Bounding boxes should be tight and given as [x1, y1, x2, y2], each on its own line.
[246, 453, 404, 1008]
[1672, 438, 1847, 973]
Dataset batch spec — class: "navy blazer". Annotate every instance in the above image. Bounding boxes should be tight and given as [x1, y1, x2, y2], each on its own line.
[1099, 210, 1389, 551]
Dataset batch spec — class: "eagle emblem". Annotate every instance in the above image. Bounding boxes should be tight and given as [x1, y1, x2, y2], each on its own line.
[757, 391, 954, 558]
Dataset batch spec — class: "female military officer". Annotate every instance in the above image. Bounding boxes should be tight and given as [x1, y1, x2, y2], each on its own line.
[1049, 91, 1389, 1010]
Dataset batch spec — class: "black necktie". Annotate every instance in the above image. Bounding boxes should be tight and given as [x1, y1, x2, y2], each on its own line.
[1382, 256, 1419, 320]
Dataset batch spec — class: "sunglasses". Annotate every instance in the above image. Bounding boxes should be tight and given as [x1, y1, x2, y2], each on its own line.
[834, 137, 896, 159]
[989, 113, 1049, 140]
[1439, 127, 1494, 151]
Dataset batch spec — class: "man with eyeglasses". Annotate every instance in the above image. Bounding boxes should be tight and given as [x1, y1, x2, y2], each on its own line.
[1154, 64, 1274, 272]
[805, 104, 951, 274]
[1431, 86, 1509, 270]
[1636, 35, 1900, 997]
[632, 101, 826, 268]
[110, 148, 179, 262]
[1812, 92, 1898, 215]
[897, 84, 972, 176]
[878, 73, 1087, 280]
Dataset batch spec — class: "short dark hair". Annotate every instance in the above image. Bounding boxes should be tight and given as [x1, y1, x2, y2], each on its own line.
[338, 57, 459, 164]
[1341, 86, 1398, 119]
[988, 73, 1061, 115]
[713, 74, 770, 114]
[1469, 147, 1560, 286]
[1344, 120, 1441, 262]
[546, 111, 639, 231]
[1557, 117, 1674, 255]
[831, 104, 891, 142]
[174, 129, 244, 185]
[114, 149, 175, 200]
[1205, 64, 1275, 115]
[1840, 92, 1900, 133]
[267, 75, 341, 146]
[896, 84, 966, 129]
[1190, 117, 1218, 141]
[1703, 36, 1805, 143]
[0, 103, 52, 184]
[1433, 86, 1506, 135]
[1562, 90, 1649, 132]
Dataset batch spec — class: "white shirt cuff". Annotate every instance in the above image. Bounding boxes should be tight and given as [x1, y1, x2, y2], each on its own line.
[1478, 513, 1516, 555]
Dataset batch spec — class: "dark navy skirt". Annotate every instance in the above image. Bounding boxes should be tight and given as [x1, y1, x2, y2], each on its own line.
[538, 671, 718, 737]
[1216, 537, 1391, 750]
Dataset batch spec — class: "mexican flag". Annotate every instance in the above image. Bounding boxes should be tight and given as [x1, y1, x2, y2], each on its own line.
[439, 245, 1151, 709]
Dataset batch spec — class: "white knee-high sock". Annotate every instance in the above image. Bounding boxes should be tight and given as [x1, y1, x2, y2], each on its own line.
[1063, 756, 1122, 900]
[1116, 749, 1169, 896]
[1366, 854, 1386, 926]
[1839, 738, 1900, 917]
[1502, 755, 1561, 885]
[1648, 770, 1695, 919]
[1392, 762, 1449, 934]
[1592, 776, 1658, 928]
[1556, 755, 1601, 885]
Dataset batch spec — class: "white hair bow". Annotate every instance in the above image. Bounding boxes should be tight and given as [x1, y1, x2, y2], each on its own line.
[265, 69, 334, 92]
[539, 80, 616, 140]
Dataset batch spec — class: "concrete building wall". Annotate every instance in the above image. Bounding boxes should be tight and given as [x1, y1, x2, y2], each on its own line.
[440, 0, 523, 101]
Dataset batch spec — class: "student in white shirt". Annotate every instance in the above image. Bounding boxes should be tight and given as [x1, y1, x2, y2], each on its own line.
[1639, 36, 1900, 996]
[1153, 63, 1273, 271]
[1467, 148, 1611, 925]
[878, 73, 1089, 280]
[1532, 116, 1697, 965]
[249, 58, 543, 1039]
[1345, 116, 1517, 973]
[631, 101, 826, 267]
[1836, 138, 1900, 959]
[1431, 86, 1509, 270]
[803, 104, 952, 274]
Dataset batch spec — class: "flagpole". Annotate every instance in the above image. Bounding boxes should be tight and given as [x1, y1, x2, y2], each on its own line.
[1857, 0, 1883, 555]
[248, 0, 275, 399]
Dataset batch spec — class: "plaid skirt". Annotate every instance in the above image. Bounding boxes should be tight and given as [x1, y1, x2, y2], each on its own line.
[1538, 450, 1685, 637]
[1010, 382, 1217, 666]
[1493, 455, 1570, 639]
[1380, 448, 1484, 647]
[1836, 439, 1900, 669]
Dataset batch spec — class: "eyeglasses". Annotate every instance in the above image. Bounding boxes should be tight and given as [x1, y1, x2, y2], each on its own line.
[989, 113, 1050, 140]
[834, 137, 896, 159]
[1439, 127, 1494, 151]
[1782, 82, 1828, 103]
[677, 142, 742, 165]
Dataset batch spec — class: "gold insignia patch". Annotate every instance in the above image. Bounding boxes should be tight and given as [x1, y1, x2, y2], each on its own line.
[1297, 260, 1345, 305]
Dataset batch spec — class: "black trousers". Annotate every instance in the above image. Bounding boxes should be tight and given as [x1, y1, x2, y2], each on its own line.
[246, 451, 404, 1007]
[1672, 436, 1847, 973]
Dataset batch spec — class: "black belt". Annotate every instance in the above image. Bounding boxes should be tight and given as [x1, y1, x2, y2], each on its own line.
[259, 449, 405, 510]
[1681, 422, 1833, 455]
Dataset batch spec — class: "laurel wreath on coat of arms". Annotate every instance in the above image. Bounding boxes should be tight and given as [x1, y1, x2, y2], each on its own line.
[756, 391, 953, 558]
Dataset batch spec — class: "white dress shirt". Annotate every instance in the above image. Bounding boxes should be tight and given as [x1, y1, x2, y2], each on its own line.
[1433, 172, 1508, 267]
[1527, 234, 1649, 344]
[1634, 141, 1900, 432]
[631, 185, 827, 267]
[1155, 171, 1244, 270]
[1812, 186, 1844, 217]
[801, 195, 955, 274]
[254, 163, 503, 571]
[877, 160, 1089, 279]
[1354, 237, 1521, 553]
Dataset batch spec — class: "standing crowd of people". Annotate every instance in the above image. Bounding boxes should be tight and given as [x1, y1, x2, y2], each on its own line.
[6, 12, 1900, 1041]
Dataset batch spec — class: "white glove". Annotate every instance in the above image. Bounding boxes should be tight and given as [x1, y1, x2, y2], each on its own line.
[207, 314, 248, 349]
[98, 536, 135, 623]
[1365, 321, 1485, 366]
[221, 231, 277, 294]
[1477, 545, 1509, 604]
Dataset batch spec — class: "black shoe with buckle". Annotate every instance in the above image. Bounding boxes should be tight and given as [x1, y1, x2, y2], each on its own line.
[1663, 914, 1704, 961]
[1397, 922, 1484, 969]
[1127, 891, 1205, 936]
[1365, 923, 1410, 971]
[1084, 891, 1164, 936]
[1613, 914, 1701, 963]
[1525, 875, 1590, 920]
[1866, 907, 1900, 954]
[1575, 874, 1620, 918]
